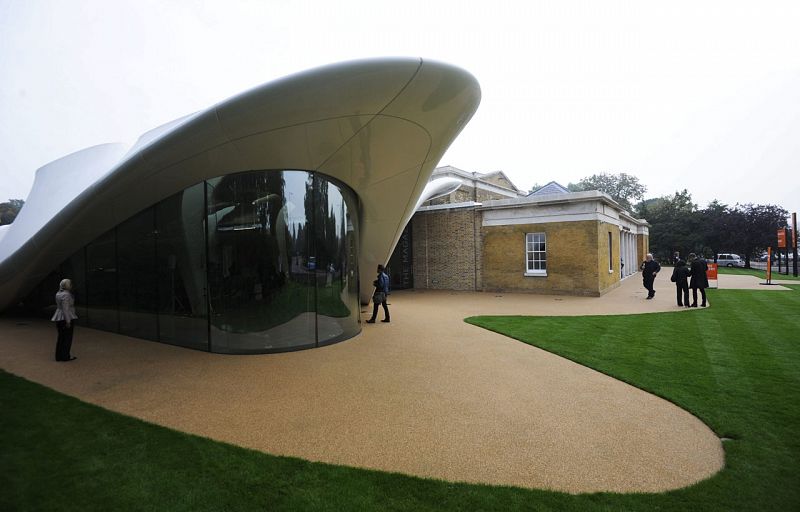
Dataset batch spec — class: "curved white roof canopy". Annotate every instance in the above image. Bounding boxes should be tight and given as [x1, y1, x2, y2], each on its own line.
[0, 58, 481, 308]
[414, 177, 464, 211]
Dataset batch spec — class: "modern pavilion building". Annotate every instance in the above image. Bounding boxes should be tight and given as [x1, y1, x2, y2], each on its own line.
[0, 58, 481, 353]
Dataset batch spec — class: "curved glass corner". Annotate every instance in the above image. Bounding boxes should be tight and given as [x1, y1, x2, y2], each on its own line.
[205, 170, 360, 353]
[28, 169, 360, 354]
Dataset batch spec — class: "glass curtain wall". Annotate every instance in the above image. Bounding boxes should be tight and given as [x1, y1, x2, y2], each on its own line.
[206, 171, 317, 352]
[86, 229, 118, 332]
[205, 170, 360, 353]
[28, 169, 360, 354]
[117, 208, 158, 341]
[62, 248, 88, 320]
[312, 177, 360, 345]
[156, 183, 208, 350]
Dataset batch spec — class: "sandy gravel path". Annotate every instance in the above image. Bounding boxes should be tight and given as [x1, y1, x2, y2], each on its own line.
[0, 272, 748, 493]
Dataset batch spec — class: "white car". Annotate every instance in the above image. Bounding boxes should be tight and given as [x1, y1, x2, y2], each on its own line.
[716, 253, 744, 267]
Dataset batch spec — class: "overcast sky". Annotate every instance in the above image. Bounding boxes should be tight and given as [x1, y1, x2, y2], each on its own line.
[2, 0, 799, 219]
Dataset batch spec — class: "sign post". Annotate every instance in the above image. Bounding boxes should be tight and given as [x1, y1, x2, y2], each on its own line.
[766, 247, 772, 284]
[706, 262, 718, 289]
[793, 213, 798, 277]
[778, 228, 790, 275]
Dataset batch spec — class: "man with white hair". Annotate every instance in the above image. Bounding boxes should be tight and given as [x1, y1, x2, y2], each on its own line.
[640, 253, 661, 300]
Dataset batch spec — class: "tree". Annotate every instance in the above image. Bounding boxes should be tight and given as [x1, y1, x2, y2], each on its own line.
[527, 183, 543, 194]
[696, 200, 732, 259]
[726, 203, 788, 268]
[637, 195, 788, 268]
[635, 190, 698, 262]
[0, 199, 25, 225]
[568, 172, 646, 211]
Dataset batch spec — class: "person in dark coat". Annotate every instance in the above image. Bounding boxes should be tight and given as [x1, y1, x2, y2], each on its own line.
[366, 264, 390, 323]
[671, 259, 691, 307]
[688, 253, 709, 307]
[640, 253, 661, 299]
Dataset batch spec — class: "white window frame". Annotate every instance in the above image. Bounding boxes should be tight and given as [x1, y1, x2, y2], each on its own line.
[524, 232, 547, 276]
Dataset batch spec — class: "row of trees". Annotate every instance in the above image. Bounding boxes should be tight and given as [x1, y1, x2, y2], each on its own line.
[532, 173, 790, 268]
[0, 199, 24, 225]
[636, 192, 787, 267]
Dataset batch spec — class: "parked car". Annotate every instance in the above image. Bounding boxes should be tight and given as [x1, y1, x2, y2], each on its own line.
[716, 253, 744, 267]
[758, 252, 795, 262]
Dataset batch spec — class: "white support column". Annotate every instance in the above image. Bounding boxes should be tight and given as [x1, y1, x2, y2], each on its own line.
[629, 233, 634, 276]
[620, 231, 627, 277]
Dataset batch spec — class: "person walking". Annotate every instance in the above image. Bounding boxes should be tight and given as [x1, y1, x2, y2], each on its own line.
[51, 278, 78, 361]
[671, 258, 691, 307]
[640, 253, 661, 299]
[688, 253, 709, 307]
[366, 264, 390, 323]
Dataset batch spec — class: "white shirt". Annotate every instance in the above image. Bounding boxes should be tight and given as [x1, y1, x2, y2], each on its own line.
[51, 290, 78, 322]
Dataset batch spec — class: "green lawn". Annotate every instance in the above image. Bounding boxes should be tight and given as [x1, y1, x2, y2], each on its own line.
[467, 285, 800, 511]
[717, 265, 800, 281]
[2, 287, 799, 511]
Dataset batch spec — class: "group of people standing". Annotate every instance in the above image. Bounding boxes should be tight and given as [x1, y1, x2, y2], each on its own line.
[671, 253, 709, 307]
[640, 252, 709, 307]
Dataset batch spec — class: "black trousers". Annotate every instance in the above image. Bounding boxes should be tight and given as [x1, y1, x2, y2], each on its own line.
[643, 278, 655, 297]
[676, 283, 689, 306]
[55, 320, 74, 361]
[692, 287, 707, 306]
[369, 298, 390, 321]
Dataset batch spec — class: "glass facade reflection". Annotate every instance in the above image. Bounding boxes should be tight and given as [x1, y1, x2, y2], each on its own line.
[21, 170, 360, 354]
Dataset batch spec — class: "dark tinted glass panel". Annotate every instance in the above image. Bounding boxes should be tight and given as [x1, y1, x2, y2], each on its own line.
[156, 184, 208, 350]
[207, 171, 316, 353]
[62, 247, 87, 320]
[86, 229, 118, 331]
[117, 207, 158, 341]
[18, 269, 61, 319]
[313, 176, 359, 345]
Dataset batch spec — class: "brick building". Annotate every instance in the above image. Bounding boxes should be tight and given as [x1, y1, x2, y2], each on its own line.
[387, 167, 650, 297]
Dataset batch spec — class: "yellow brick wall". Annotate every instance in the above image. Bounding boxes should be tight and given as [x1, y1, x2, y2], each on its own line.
[425, 185, 513, 206]
[476, 189, 509, 202]
[482, 221, 604, 296]
[412, 209, 480, 290]
[482, 174, 515, 189]
[428, 188, 473, 205]
[636, 234, 649, 266]
[597, 223, 621, 294]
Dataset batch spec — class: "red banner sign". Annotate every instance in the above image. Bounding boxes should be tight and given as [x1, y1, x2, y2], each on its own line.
[778, 229, 786, 248]
[706, 262, 718, 281]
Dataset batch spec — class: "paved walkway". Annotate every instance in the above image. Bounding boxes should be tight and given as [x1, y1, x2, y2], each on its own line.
[2, 272, 781, 493]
